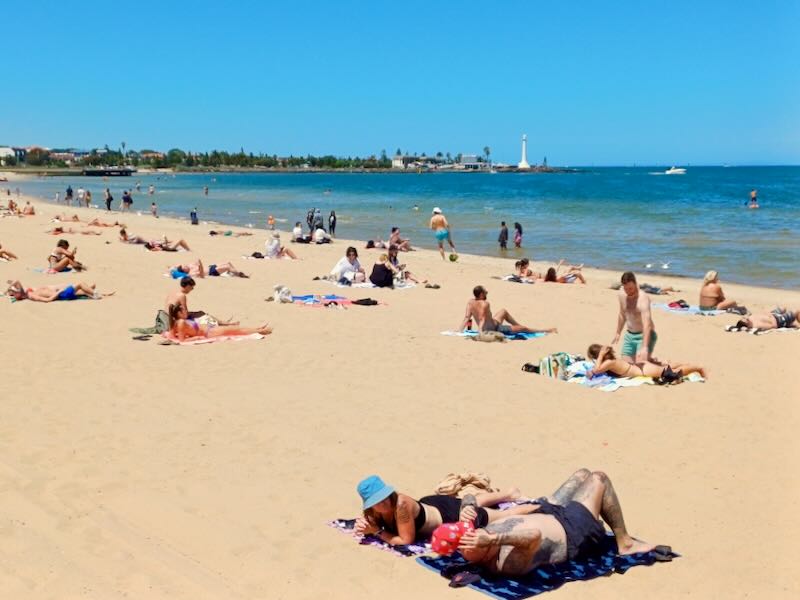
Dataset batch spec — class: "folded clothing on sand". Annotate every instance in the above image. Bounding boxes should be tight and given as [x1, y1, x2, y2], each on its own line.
[416, 534, 677, 600]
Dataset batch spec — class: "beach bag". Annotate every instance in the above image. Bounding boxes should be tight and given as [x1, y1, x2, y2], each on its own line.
[538, 352, 577, 380]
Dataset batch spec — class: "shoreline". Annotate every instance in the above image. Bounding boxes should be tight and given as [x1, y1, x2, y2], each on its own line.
[7, 175, 798, 293]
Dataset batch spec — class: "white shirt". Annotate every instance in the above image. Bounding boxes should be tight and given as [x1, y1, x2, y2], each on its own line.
[314, 228, 330, 243]
[292, 225, 303, 240]
[265, 238, 281, 258]
[331, 256, 360, 279]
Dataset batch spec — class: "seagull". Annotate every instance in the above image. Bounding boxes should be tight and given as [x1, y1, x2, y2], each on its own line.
[661, 262, 671, 270]
[644, 263, 654, 269]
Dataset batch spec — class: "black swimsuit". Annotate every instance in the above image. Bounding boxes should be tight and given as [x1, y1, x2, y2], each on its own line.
[383, 495, 489, 540]
[534, 500, 606, 560]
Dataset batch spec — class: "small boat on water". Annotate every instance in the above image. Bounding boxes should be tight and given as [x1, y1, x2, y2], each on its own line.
[664, 166, 686, 175]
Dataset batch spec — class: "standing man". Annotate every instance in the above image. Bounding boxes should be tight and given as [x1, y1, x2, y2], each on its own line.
[104, 188, 113, 211]
[748, 189, 759, 209]
[612, 271, 657, 363]
[498, 221, 508, 250]
[430, 207, 456, 260]
[76, 186, 85, 206]
[65, 185, 74, 206]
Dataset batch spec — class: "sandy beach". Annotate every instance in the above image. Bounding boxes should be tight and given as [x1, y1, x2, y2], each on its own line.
[1, 186, 799, 599]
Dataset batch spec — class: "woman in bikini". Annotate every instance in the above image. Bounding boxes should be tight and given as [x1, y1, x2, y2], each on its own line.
[0, 242, 18, 260]
[48, 239, 85, 271]
[540, 260, 586, 284]
[586, 344, 706, 380]
[167, 304, 271, 341]
[353, 475, 537, 545]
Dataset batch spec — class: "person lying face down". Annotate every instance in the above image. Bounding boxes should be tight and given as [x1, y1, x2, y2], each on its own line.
[353, 475, 533, 546]
[585, 344, 706, 380]
[456, 469, 657, 575]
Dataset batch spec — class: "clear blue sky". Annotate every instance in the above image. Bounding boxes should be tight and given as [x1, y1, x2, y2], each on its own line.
[4, 1, 798, 165]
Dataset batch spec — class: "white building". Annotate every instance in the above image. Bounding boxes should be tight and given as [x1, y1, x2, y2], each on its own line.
[0, 147, 15, 165]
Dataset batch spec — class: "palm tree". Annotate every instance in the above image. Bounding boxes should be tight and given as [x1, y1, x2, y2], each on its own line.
[121, 141, 127, 164]
[483, 146, 491, 162]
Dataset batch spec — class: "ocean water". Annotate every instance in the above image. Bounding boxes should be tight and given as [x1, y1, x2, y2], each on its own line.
[16, 166, 800, 289]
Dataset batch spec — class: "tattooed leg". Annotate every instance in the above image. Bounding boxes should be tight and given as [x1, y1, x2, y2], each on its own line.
[548, 468, 591, 505]
[572, 471, 654, 555]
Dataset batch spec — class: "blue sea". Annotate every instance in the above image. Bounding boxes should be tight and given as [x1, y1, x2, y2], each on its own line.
[17, 167, 800, 289]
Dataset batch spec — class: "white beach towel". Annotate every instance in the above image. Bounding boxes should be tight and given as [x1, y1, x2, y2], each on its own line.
[654, 303, 724, 316]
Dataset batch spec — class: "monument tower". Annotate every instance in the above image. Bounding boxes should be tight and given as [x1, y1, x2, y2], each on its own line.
[518, 134, 530, 169]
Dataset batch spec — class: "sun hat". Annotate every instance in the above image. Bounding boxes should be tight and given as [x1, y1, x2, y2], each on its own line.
[432, 207, 442, 214]
[357, 475, 395, 510]
[431, 521, 475, 556]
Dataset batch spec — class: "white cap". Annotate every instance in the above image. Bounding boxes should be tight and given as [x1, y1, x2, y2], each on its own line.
[432, 207, 442, 214]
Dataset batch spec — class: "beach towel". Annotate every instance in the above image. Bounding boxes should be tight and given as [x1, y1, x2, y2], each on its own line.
[493, 275, 534, 284]
[416, 535, 677, 600]
[441, 330, 546, 341]
[724, 324, 799, 335]
[327, 519, 428, 557]
[562, 360, 705, 392]
[30, 267, 72, 274]
[160, 332, 266, 345]
[537, 352, 582, 379]
[653, 303, 724, 316]
[321, 279, 416, 290]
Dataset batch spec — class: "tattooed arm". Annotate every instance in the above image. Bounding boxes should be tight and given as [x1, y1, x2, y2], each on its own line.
[459, 518, 542, 576]
[375, 496, 417, 545]
[459, 493, 479, 522]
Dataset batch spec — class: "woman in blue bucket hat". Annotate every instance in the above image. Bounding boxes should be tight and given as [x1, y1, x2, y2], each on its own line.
[354, 475, 534, 545]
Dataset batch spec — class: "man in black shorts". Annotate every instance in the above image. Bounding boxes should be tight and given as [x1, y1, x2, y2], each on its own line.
[458, 469, 655, 575]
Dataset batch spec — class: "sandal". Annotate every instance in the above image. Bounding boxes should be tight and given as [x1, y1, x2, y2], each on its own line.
[131, 334, 152, 341]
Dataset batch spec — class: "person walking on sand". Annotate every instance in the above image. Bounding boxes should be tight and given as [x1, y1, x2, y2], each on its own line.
[459, 285, 557, 335]
[612, 271, 657, 364]
[430, 207, 456, 260]
[151, 201, 158, 218]
[498, 221, 508, 250]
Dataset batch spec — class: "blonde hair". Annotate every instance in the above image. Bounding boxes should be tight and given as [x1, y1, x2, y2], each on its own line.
[703, 270, 718, 284]
[379, 253, 389, 262]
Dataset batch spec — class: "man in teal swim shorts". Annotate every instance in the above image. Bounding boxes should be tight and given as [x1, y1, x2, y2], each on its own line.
[611, 272, 657, 363]
[429, 207, 456, 260]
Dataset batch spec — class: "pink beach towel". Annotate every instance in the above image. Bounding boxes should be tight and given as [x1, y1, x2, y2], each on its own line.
[160, 332, 266, 345]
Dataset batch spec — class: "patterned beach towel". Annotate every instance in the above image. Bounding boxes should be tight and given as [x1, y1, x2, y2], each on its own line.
[416, 535, 678, 600]
[441, 330, 547, 341]
[327, 519, 428, 557]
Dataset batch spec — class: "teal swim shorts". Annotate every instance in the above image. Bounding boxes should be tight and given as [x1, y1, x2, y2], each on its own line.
[621, 329, 657, 358]
[435, 229, 449, 242]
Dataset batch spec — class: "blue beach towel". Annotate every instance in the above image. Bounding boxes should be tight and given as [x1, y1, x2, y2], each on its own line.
[441, 330, 546, 341]
[292, 294, 347, 304]
[416, 535, 678, 600]
[654, 303, 723, 316]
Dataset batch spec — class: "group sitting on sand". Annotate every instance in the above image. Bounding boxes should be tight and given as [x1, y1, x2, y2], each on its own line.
[6, 280, 113, 302]
[354, 468, 658, 574]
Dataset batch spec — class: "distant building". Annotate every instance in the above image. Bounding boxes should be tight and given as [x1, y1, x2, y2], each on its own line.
[0, 147, 15, 165]
[458, 154, 485, 170]
[391, 155, 416, 169]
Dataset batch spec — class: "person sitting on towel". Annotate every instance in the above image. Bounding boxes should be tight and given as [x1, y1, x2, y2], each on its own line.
[369, 253, 400, 288]
[353, 475, 532, 545]
[459, 285, 557, 335]
[699, 270, 743, 311]
[457, 469, 656, 574]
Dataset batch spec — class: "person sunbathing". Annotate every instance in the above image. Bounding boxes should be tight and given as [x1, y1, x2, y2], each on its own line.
[586, 344, 706, 380]
[48, 239, 85, 271]
[21, 202, 35, 216]
[265, 232, 298, 259]
[55, 213, 81, 222]
[209, 229, 253, 237]
[541, 261, 586, 284]
[353, 475, 534, 545]
[734, 307, 799, 331]
[6, 280, 113, 302]
[167, 303, 271, 341]
[389, 227, 413, 251]
[0, 242, 18, 260]
[459, 285, 557, 334]
[457, 469, 656, 575]
[144, 237, 191, 252]
[119, 228, 147, 244]
[46, 226, 101, 235]
[511, 259, 539, 282]
[699, 270, 744, 312]
[86, 217, 124, 227]
[171, 260, 248, 279]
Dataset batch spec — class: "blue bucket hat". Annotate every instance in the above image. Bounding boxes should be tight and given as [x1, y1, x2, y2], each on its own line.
[357, 475, 395, 510]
